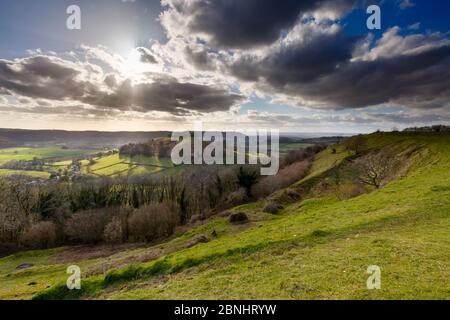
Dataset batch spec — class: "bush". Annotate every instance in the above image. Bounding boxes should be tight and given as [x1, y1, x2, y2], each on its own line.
[229, 212, 249, 224]
[65, 209, 112, 244]
[225, 188, 248, 207]
[263, 203, 283, 214]
[128, 203, 178, 242]
[20, 221, 57, 249]
[103, 216, 123, 244]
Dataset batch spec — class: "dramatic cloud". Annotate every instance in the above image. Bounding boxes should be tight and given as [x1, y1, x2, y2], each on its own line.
[160, 0, 357, 48]
[1, 0, 449, 131]
[228, 23, 358, 84]
[85, 78, 244, 114]
[0, 55, 244, 115]
[224, 25, 450, 111]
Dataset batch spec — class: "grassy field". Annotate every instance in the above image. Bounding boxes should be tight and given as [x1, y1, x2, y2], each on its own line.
[0, 169, 51, 179]
[0, 133, 449, 300]
[87, 154, 176, 177]
[0, 147, 98, 165]
[0, 148, 175, 179]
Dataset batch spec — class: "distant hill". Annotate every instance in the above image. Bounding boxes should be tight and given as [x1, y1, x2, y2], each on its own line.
[0, 129, 171, 149]
[0, 128, 350, 150]
[0, 136, 15, 148]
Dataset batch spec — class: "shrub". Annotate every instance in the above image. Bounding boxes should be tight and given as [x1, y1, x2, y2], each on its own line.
[128, 203, 178, 242]
[20, 221, 57, 249]
[225, 188, 248, 207]
[64, 209, 112, 244]
[263, 203, 283, 214]
[229, 212, 249, 224]
[103, 216, 123, 245]
[236, 167, 258, 197]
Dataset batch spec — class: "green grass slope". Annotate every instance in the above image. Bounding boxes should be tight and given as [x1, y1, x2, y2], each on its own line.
[0, 133, 449, 300]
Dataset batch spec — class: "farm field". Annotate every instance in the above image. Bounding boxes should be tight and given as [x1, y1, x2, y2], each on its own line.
[0, 142, 313, 179]
[87, 154, 176, 177]
[0, 147, 99, 165]
[0, 169, 51, 179]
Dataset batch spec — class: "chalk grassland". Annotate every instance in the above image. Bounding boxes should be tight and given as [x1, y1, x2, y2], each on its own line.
[0, 133, 448, 300]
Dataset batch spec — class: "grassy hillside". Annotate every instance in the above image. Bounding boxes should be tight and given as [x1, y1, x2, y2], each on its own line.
[0, 133, 449, 300]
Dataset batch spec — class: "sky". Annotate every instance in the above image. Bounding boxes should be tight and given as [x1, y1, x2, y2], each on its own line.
[0, 0, 449, 133]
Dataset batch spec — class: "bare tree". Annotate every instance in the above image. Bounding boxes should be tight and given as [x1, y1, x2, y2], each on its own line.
[353, 150, 398, 189]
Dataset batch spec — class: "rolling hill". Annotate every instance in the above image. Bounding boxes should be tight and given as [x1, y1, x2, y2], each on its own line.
[0, 132, 449, 300]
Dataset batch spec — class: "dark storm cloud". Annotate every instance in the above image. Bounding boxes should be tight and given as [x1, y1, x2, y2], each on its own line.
[162, 0, 357, 48]
[86, 79, 244, 114]
[161, 0, 449, 112]
[225, 26, 450, 111]
[0, 56, 244, 115]
[229, 27, 359, 83]
[0, 56, 86, 100]
[285, 44, 450, 110]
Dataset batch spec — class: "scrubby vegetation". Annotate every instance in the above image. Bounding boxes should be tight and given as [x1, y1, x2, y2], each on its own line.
[0, 145, 323, 255]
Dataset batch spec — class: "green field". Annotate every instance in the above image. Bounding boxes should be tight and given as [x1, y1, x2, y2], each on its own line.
[0, 169, 51, 179]
[0, 132, 448, 300]
[87, 154, 175, 177]
[0, 147, 98, 165]
[0, 142, 312, 179]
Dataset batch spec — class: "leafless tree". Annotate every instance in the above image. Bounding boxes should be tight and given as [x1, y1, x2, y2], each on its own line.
[353, 150, 398, 189]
